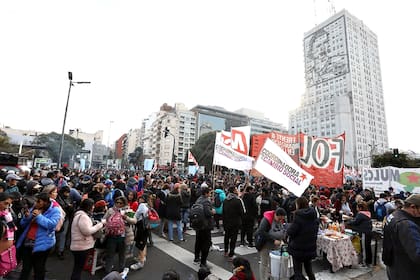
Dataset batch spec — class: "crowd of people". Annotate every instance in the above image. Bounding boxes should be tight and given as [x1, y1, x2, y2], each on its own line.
[0, 166, 419, 280]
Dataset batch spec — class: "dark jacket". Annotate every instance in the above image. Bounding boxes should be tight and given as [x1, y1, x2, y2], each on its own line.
[180, 189, 191, 209]
[242, 192, 258, 224]
[287, 207, 319, 260]
[222, 193, 244, 230]
[383, 209, 420, 280]
[195, 195, 214, 230]
[165, 192, 182, 221]
[346, 211, 372, 234]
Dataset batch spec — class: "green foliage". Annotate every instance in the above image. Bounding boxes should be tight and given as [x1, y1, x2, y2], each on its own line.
[32, 132, 84, 164]
[0, 130, 15, 153]
[128, 146, 143, 167]
[190, 131, 217, 173]
[372, 151, 420, 168]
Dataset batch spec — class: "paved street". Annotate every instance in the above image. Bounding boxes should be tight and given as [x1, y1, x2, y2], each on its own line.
[22, 228, 385, 280]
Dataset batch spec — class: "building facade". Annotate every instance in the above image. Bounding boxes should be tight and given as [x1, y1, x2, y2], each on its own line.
[289, 10, 389, 167]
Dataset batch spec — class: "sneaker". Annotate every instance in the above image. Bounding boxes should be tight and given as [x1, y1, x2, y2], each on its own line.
[239, 242, 245, 247]
[193, 259, 200, 265]
[161, 233, 167, 238]
[247, 243, 255, 249]
[120, 267, 129, 280]
[130, 261, 144, 271]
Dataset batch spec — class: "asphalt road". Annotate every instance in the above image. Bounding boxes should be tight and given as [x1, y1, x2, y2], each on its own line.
[10, 228, 385, 280]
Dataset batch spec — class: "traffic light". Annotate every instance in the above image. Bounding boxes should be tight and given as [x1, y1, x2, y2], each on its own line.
[393, 148, 399, 158]
[164, 127, 169, 138]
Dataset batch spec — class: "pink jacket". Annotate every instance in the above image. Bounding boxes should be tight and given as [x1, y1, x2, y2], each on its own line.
[70, 210, 103, 251]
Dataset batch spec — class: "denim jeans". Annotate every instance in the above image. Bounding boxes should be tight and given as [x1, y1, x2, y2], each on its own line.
[167, 220, 183, 241]
[57, 219, 70, 252]
[181, 208, 190, 224]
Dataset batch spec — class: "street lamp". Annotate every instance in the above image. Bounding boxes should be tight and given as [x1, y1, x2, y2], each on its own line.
[58, 72, 90, 168]
[106, 120, 114, 168]
[164, 127, 176, 169]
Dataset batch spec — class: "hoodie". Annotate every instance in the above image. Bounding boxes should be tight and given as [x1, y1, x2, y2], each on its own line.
[222, 193, 244, 230]
[346, 210, 372, 233]
[287, 207, 319, 259]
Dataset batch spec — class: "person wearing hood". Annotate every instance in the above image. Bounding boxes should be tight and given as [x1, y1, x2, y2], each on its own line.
[222, 186, 245, 260]
[287, 196, 319, 280]
[165, 185, 184, 242]
[345, 201, 372, 267]
[256, 207, 287, 280]
[213, 185, 226, 231]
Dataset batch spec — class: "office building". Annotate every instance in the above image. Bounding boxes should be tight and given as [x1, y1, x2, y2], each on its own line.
[289, 10, 389, 167]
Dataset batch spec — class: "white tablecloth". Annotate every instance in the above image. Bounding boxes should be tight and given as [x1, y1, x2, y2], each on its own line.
[317, 234, 358, 272]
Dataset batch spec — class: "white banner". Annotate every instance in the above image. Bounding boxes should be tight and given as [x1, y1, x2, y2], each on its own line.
[363, 167, 420, 195]
[254, 139, 314, 197]
[213, 132, 254, 171]
[143, 159, 154, 171]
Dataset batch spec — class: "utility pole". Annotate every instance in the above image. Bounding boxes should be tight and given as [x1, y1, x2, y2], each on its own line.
[58, 72, 90, 168]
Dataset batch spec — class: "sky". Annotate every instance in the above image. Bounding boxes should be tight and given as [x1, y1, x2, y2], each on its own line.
[1, 0, 419, 152]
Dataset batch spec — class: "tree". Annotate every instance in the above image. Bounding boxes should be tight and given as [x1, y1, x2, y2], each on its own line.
[32, 132, 84, 164]
[372, 151, 420, 168]
[0, 130, 15, 153]
[128, 146, 143, 169]
[190, 131, 217, 173]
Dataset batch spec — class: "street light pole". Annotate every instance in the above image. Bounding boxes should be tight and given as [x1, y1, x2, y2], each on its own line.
[58, 72, 90, 168]
[106, 120, 114, 168]
[164, 127, 176, 169]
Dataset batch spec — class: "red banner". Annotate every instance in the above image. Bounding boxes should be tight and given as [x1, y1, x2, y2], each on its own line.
[251, 132, 298, 162]
[299, 133, 345, 188]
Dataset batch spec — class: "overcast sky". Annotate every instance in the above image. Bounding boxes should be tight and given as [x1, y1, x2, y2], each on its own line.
[1, 0, 418, 152]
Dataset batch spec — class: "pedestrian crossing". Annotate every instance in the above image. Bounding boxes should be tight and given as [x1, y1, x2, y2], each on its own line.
[184, 229, 258, 256]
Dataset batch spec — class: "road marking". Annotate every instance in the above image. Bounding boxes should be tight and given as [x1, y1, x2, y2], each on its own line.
[152, 233, 232, 279]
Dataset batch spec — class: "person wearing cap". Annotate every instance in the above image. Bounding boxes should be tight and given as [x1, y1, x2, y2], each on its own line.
[382, 194, 420, 279]
[5, 173, 21, 194]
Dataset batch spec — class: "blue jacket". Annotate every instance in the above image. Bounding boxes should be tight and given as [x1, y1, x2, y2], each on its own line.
[214, 189, 226, 215]
[16, 202, 61, 252]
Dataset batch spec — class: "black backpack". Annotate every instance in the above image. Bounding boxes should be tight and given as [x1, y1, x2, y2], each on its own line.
[214, 192, 222, 208]
[190, 203, 206, 230]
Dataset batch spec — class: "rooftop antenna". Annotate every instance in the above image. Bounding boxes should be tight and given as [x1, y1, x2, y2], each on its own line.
[328, 0, 336, 15]
[313, 0, 318, 26]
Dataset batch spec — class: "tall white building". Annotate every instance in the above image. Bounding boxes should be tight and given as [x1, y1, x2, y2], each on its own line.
[289, 10, 388, 167]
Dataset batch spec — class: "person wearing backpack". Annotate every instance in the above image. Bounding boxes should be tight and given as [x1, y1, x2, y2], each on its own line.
[213, 186, 225, 232]
[374, 193, 392, 221]
[192, 186, 215, 269]
[382, 194, 420, 280]
[103, 196, 135, 274]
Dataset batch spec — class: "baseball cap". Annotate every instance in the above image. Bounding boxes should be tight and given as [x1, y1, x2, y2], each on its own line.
[104, 179, 113, 186]
[405, 194, 420, 207]
[5, 173, 21, 181]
